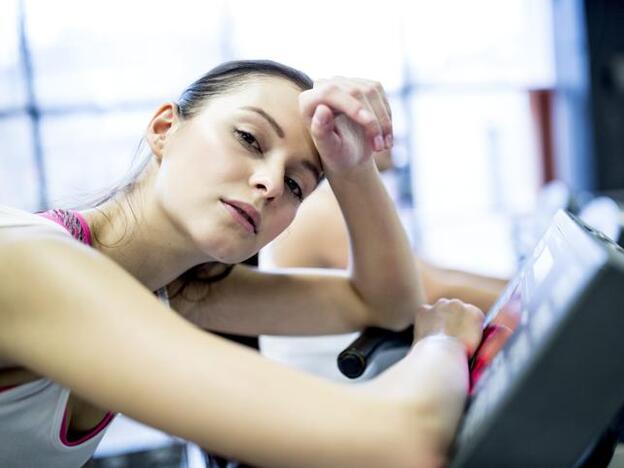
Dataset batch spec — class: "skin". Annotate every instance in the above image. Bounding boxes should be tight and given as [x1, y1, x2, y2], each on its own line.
[0, 75, 484, 467]
[269, 151, 507, 312]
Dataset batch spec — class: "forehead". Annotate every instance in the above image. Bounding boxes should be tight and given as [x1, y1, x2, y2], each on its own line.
[204, 76, 320, 166]
[231, 75, 304, 103]
[211, 76, 304, 124]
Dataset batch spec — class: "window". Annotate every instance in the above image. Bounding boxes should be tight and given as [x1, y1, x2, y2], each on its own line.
[1, 0, 554, 275]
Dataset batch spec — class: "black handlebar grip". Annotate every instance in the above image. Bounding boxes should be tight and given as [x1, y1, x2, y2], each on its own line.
[337, 326, 414, 378]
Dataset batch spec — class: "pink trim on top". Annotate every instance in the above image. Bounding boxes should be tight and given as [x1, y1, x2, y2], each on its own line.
[71, 211, 92, 247]
[32, 211, 113, 445]
[59, 407, 115, 447]
[36, 209, 92, 247]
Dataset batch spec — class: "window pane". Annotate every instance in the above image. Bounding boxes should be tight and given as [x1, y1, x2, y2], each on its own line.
[410, 90, 540, 215]
[42, 110, 152, 205]
[0, 0, 26, 109]
[419, 211, 516, 277]
[403, 0, 554, 86]
[409, 90, 540, 276]
[25, 0, 227, 107]
[0, 115, 39, 210]
[228, 0, 406, 91]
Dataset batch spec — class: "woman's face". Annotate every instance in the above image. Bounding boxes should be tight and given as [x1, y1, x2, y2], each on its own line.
[153, 76, 323, 263]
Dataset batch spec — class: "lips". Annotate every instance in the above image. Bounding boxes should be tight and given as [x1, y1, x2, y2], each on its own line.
[221, 199, 261, 234]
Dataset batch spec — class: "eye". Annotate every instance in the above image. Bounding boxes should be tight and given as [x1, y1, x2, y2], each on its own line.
[285, 177, 303, 201]
[234, 129, 262, 153]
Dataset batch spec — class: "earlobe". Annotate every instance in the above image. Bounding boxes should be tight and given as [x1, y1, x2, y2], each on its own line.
[146, 103, 177, 162]
[147, 133, 166, 163]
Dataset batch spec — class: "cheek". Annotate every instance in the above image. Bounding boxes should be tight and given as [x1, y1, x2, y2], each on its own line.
[153, 163, 197, 233]
[171, 126, 244, 183]
[155, 160, 202, 210]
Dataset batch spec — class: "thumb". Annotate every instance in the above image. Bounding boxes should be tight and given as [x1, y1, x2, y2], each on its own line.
[310, 104, 340, 156]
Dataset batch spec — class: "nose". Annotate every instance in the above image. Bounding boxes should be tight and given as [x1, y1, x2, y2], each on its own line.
[250, 163, 284, 202]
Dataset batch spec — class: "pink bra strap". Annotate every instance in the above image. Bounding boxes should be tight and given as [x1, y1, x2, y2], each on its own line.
[37, 209, 92, 246]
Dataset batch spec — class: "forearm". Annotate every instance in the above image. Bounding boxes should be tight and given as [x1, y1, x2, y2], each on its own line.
[0, 237, 436, 467]
[361, 335, 469, 459]
[421, 259, 507, 312]
[328, 163, 424, 330]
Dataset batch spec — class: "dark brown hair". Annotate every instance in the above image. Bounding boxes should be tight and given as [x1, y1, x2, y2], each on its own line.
[96, 60, 313, 298]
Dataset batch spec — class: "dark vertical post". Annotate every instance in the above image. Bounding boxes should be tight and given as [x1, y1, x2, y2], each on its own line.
[553, 0, 624, 192]
[17, 0, 47, 209]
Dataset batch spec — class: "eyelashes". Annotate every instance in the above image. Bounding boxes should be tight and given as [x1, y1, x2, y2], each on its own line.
[233, 128, 304, 202]
[234, 129, 262, 153]
[285, 177, 303, 201]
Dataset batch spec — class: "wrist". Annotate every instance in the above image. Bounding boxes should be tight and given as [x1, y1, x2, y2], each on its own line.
[325, 157, 378, 183]
[411, 333, 468, 357]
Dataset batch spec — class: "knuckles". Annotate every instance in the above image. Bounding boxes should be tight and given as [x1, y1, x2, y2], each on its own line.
[348, 88, 365, 100]
[312, 77, 388, 102]
[304, 77, 393, 139]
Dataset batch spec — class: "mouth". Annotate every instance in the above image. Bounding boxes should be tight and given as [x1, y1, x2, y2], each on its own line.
[221, 199, 260, 235]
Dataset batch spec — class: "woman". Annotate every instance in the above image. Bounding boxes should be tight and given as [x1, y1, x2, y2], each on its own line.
[0, 60, 483, 467]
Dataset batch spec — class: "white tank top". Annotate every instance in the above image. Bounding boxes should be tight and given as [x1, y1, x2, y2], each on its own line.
[0, 206, 171, 467]
[0, 379, 113, 468]
[0, 206, 117, 467]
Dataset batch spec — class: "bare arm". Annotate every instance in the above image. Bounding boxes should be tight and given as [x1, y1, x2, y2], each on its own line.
[298, 79, 425, 330]
[170, 264, 372, 336]
[171, 255, 499, 338]
[325, 155, 424, 330]
[173, 193, 410, 336]
[418, 257, 507, 312]
[269, 190, 506, 313]
[269, 182, 348, 270]
[173, 79, 423, 336]
[274, 171, 415, 304]
[0, 233, 477, 467]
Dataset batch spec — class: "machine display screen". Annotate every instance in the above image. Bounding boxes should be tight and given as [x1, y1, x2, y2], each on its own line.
[468, 244, 555, 391]
[451, 211, 624, 468]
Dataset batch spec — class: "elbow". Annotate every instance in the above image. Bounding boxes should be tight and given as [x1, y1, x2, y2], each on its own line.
[361, 300, 416, 332]
[348, 266, 425, 332]
[358, 280, 425, 332]
[351, 280, 420, 332]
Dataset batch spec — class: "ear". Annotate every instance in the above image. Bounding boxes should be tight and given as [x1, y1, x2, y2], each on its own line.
[146, 103, 178, 163]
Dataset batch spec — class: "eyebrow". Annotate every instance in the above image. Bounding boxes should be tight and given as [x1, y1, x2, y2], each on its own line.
[241, 106, 285, 138]
[241, 105, 323, 185]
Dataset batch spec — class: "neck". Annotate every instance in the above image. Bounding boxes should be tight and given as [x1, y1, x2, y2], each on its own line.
[81, 180, 210, 291]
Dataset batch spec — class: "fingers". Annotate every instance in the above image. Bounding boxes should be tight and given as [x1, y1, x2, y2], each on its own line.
[299, 77, 393, 152]
[309, 104, 340, 156]
[354, 78, 393, 149]
[434, 298, 485, 324]
[429, 298, 485, 355]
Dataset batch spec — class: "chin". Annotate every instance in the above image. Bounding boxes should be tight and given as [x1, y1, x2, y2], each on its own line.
[201, 240, 258, 265]
[222, 252, 257, 264]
